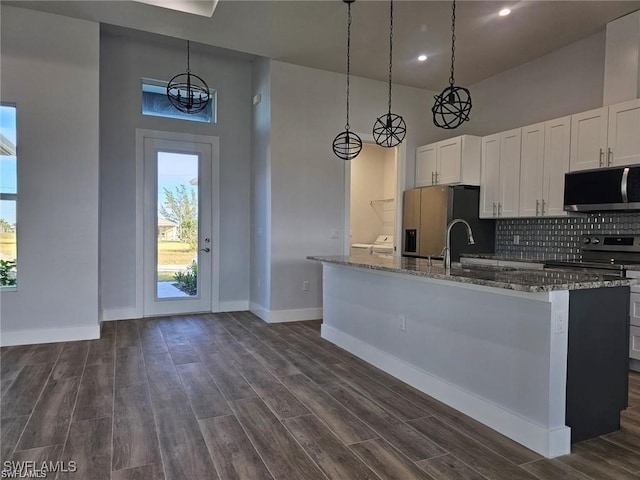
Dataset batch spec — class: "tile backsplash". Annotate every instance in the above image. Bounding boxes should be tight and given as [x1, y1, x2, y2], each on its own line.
[495, 213, 640, 260]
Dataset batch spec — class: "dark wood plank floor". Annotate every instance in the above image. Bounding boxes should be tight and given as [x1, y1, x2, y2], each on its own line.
[2, 312, 640, 479]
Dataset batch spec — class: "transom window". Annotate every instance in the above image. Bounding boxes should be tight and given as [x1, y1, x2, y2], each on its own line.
[141, 78, 216, 123]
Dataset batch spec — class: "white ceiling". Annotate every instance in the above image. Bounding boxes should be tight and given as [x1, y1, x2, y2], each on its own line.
[8, 1, 640, 90]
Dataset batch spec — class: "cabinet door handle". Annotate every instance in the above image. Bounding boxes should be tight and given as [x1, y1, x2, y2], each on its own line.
[431, 172, 435, 185]
[435, 171, 439, 184]
[535, 200, 540, 216]
[541, 199, 546, 216]
[599, 148, 604, 167]
[608, 147, 613, 167]
[492, 202, 497, 217]
[498, 203, 502, 217]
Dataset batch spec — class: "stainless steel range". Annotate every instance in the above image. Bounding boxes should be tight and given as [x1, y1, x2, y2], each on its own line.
[546, 234, 640, 370]
[545, 234, 640, 277]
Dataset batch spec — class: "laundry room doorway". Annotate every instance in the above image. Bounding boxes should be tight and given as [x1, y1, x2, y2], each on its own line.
[346, 142, 399, 257]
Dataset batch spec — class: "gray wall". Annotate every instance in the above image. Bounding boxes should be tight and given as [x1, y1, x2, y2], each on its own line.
[447, 31, 607, 140]
[100, 28, 252, 317]
[263, 60, 437, 316]
[0, 6, 100, 344]
[250, 57, 272, 311]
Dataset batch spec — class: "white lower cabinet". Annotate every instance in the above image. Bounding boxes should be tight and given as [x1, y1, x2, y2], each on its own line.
[519, 116, 571, 217]
[480, 129, 521, 218]
[630, 326, 640, 361]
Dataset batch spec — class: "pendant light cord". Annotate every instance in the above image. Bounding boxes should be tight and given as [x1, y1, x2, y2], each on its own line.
[345, 1, 352, 131]
[449, 0, 456, 87]
[187, 40, 191, 73]
[387, 0, 394, 115]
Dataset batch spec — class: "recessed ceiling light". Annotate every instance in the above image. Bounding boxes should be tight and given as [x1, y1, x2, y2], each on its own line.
[418, 55, 428, 62]
[499, 8, 511, 17]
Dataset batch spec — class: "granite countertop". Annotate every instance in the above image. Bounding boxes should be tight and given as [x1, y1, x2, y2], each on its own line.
[308, 255, 637, 293]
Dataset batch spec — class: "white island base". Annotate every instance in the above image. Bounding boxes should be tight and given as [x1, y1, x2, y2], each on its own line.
[320, 263, 573, 458]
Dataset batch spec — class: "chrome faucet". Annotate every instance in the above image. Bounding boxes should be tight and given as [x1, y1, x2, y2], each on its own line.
[443, 219, 475, 272]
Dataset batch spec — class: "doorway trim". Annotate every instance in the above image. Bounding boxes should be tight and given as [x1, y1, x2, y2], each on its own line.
[135, 128, 220, 317]
[343, 132, 407, 255]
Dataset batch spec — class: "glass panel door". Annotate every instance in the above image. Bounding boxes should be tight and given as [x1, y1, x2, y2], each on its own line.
[143, 136, 213, 316]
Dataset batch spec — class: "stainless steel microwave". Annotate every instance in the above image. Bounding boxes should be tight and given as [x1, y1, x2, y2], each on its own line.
[564, 166, 640, 212]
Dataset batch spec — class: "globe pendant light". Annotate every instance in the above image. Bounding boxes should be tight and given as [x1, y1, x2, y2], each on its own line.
[333, 0, 362, 161]
[373, 0, 406, 148]
[432, 0, 472, 129]
[167, 40, 210, 114]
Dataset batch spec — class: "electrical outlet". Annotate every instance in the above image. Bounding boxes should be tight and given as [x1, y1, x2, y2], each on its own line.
[302, 280, 310, 292]
[554, 312, 567, 334]
[399, 314, 406, 332]
[513, 235, 520, 245]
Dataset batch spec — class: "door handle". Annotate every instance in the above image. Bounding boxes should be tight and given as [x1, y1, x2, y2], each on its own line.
[434, 171, 438, 184]
[498, 203, 502, 217]
[200, 247, 210, 253]
[535, 200, 539, 216]
[608, 147, 613, 167]
[541, 199, 546, 216]
[492, 202, 497, 217]
[599, 148, 604, 167]
[431, 172, 435, 185]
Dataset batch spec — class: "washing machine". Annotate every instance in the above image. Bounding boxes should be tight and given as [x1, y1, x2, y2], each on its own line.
[372, 235, 394, 255]
[350, 243, 373, 255]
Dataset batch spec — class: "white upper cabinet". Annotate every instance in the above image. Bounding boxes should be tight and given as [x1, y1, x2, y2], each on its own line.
[608, 98, 640, 167]
[542, 116, 571, 216]
[416, 143, 437, 187]
[519, 123, 545, 217]
[480, 134, 500, 218]
[570, 98, 640, 171]
[519, 117, 571, 217]
[480, 129, 521, 218]
[415, 135, 480, 187]
[569, 107, 608, 171]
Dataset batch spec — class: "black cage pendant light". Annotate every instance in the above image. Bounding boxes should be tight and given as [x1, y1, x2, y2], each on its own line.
[432, 0, 472, 129]
[373, 0, 406, 148]
[333, 0, 362, 161]
[167, 40, 210, 114]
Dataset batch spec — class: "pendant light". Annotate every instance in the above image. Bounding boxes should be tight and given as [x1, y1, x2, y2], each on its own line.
[373, 0, 406, 148]
[333, 0, 362, 161]
[167, 40, 210, 114]
[432, 0, 472, 129]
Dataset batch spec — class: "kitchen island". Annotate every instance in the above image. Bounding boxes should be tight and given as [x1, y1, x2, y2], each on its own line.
[308, 254, 635, 458]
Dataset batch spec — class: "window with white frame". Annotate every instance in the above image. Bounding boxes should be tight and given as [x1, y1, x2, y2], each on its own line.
[141, 78, 216, 123]
[0, 104, 17, 287]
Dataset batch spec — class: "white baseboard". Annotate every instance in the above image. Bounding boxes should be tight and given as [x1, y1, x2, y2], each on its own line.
[102, 307, 141, 321]
[218, 301, 250, 312]
[1, 324, 101, 347]
[249, 303, 322, 324]
[321, 323, 571, 458]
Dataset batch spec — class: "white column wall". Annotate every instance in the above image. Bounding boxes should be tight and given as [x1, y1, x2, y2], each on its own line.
[0, 6, 100, 345]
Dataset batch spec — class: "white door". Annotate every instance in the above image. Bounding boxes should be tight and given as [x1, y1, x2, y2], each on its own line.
[416, 144, 437, 187]
[437, 137, 462, 185]
[569, 107, 608, 171]
[608, 98, 640, 167]
[498, 128, 522, 217]
[480, 133, 500, 218]
[141, 131, 219, 316]
[543, 116, 571, 217]
[519, 123, 545, 217]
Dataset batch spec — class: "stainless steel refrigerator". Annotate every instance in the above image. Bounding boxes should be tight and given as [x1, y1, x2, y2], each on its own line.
[402, 185, 495, 260]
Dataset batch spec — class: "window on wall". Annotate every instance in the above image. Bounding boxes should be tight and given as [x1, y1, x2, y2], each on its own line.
[0, 104, 17, 287]
[141, 78, 216, 123]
